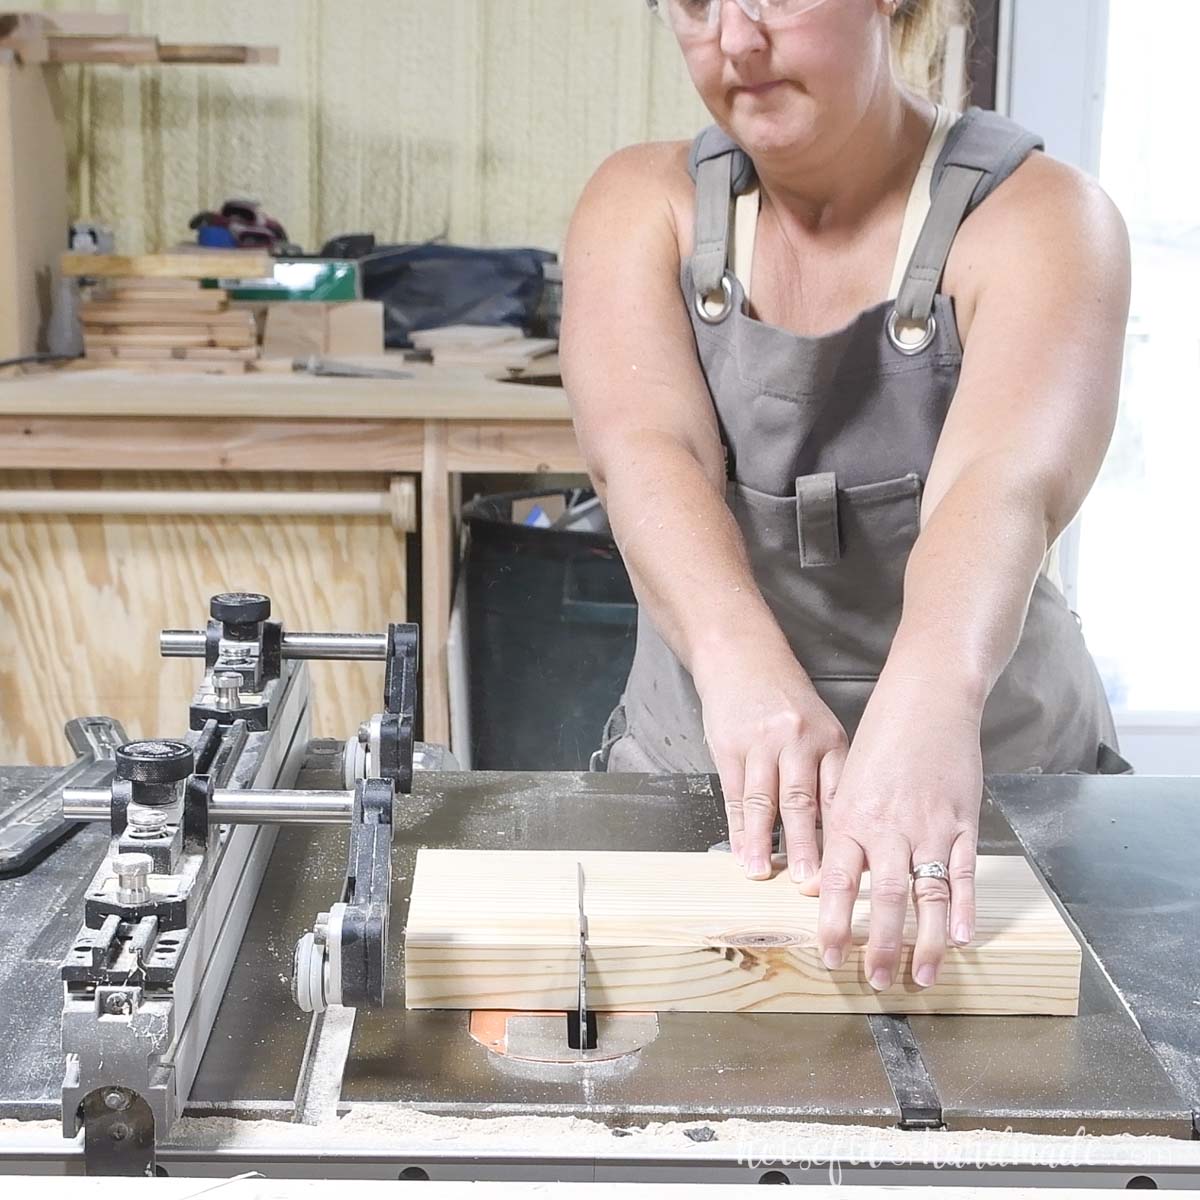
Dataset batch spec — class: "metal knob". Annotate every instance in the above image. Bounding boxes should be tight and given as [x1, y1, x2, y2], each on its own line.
[210, 592, 271, 625]
[114, 739, 194, 785]
[212, 670, 243, 709]
[112, 853, 153, 905]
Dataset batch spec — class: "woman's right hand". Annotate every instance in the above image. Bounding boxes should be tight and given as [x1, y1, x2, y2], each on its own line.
[694, 641, 848, 883]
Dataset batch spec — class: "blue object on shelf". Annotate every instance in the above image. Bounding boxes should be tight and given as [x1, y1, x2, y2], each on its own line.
[197, 225, 239, 249]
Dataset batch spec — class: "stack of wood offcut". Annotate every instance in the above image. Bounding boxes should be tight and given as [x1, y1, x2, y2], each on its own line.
[63, 250, 273, 375]
[81, 279, 258, 375]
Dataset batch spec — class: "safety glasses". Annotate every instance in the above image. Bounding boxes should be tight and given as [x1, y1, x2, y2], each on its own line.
[647, 0, 838, 38]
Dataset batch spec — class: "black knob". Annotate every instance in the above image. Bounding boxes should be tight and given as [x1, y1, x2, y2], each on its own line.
[210, 592, 271, 625]
[115, 740, 195, 784]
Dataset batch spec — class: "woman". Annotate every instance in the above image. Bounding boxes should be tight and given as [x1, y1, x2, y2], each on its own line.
[560, 0, 1129, 993]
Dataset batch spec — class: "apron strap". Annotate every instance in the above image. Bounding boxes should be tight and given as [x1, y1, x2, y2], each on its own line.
[893, 163, 985, 327]
[796, 472, 841, 568]
[894, 108, 1044, 330]
[692, 153, 734, 299]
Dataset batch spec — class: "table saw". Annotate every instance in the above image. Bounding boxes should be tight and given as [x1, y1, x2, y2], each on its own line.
[1, 591, 1198, 1187]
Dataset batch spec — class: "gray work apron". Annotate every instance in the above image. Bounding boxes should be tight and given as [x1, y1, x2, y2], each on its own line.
[598, 107, 1121, 777]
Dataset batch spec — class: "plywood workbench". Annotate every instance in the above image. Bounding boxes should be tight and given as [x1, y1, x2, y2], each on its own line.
[0, 363, 582, 761]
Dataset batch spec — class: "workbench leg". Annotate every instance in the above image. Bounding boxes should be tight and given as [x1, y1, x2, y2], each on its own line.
[421, 420, 452, 746]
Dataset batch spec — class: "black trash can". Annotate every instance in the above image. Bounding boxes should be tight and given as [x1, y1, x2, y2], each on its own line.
[461, 489, 637, 770]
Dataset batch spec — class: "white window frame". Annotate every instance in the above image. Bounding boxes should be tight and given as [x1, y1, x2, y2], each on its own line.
[1000, 0, 1199, 772]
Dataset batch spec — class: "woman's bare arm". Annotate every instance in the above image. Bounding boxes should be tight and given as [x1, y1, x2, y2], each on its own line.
[890, 155, 1130, 705]
[807, 156, 1131, 992]
[562, 143, 773, 674]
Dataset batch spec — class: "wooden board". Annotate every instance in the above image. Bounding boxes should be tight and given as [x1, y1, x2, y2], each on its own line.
[76, 357, 247, 376]
[0, 364, 573, 422]
[0, 12, 131, 38]
[84, 345, 257, 363]
[91, 292, 229, 313]
[62, 252, 273, 280]
[433, 338, 558, 369]
[2, 28, 279, 67]
[405, 850, 1082, 1016]
[262, 302, 384, 359]
[80, 304, 248, 328]
[0, 63, 68, 360]
[84, 326, 256, 350]
[103, 278, 224, 294]
[158, 43, 280, 65]
[0, 469, 409, 764]
[44, 35, 158, 64]
[411, 325, 524, 351]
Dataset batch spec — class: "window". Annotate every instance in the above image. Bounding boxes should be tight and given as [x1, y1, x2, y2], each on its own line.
[1075, 0, 1199, 716]
[1007, 0, 1199, 770]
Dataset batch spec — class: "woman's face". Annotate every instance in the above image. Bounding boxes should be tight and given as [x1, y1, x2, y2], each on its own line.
[674, 0, 895, 162]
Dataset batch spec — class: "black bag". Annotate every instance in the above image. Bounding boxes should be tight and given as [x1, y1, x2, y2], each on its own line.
[360, 243, 556, 348]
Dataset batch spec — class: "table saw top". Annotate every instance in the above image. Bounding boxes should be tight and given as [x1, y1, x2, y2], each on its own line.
[1, 753, 1197, 1173]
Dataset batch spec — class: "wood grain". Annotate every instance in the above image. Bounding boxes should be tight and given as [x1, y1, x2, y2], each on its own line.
[405, 851, 1082, 1016]
[0, 469, 408, 764]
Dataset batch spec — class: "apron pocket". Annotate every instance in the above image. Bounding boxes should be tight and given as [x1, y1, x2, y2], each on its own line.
[730, 473, 923, 679]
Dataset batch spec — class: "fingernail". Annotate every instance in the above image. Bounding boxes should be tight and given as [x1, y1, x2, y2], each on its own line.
[822, 946, 844, 970]
[747, 857, 769, 878]
[869, 969, 892, 992]
[916, 964, 936, 988]
[953, 923, 972, 945]
[791, 860, 816, 882]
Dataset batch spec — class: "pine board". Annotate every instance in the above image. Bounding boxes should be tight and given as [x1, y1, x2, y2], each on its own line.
[405, 850, 1082, 1016]
[76, 358, 247, 376]
[102, 278, 222, 294]
[80, 304, 248, 328]
[62, 252, 273, 280]
[84, 326, 256, 350]
[84, 345, 257, 363]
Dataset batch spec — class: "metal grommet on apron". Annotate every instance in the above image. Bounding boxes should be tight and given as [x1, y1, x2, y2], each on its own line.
[886, 308, 937, 356]
[612, 108, 1122, 777]
[695, 272, 735, 325]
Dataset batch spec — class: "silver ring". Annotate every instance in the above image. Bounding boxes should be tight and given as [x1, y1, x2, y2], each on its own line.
[911, 860, 949, 881]
[694, 273, 734, 325]
[886, 308, 937, 356]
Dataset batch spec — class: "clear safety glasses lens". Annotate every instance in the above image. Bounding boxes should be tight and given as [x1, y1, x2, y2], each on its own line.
[649, 0, 835, 34]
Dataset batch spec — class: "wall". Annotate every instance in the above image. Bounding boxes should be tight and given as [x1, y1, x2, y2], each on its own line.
[29, 0, 708, 256]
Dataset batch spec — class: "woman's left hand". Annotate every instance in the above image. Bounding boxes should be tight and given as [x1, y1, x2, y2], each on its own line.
[797, 674, 985, 990]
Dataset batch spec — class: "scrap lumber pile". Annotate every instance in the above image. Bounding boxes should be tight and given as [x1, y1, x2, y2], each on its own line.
[63, 252, 273, 375]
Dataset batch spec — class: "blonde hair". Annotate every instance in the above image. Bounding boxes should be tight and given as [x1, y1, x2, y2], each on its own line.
[891, 0, 972, 102]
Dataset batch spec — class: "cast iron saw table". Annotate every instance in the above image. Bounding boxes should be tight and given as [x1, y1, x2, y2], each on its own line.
[1, 748, 1198, 1185]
